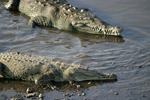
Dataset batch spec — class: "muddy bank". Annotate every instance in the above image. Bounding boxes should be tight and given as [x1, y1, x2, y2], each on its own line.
[0, 79, 117, 100]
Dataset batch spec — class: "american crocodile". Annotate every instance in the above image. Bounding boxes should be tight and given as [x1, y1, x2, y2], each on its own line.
[5, 0, 123, 36]
[0, 52, 117, 86]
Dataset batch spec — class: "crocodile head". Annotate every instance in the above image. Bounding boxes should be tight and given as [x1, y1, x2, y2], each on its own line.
[64, 66, 117, 81]
[71, 16, 123, 36]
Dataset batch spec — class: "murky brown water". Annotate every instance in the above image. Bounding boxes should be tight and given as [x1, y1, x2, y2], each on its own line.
[0, 0, 150, 100]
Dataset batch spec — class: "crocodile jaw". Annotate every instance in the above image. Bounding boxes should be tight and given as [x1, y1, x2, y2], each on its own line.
[71, 17, 123, 36]
[73, 24, 123, 36]
[73, 72, 117, 81]
[64, 67, 117, 81]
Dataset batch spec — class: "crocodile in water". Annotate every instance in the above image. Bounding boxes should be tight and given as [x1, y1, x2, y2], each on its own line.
[5, 0, 123, 36]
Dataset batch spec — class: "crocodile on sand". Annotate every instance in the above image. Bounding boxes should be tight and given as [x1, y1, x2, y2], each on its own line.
[5, 0, 123, 36]
[0, 52, 117, 86]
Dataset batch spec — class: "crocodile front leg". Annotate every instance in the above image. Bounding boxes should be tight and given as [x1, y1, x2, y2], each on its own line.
[5, 0, 19, 10]
[35, 72, 55, 86]
[29, 16, 52, 28]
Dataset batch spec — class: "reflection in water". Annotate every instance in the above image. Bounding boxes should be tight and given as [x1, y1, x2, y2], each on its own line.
[6, 9, 21, 16]
[70, 32, 125, 44]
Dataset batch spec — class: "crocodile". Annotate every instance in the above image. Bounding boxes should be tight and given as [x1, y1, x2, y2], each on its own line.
[5, 0, 123, 36]
[0, 52, 117, 86]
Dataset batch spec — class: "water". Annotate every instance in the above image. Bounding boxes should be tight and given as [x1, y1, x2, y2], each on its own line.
[0, 0, 150, 99]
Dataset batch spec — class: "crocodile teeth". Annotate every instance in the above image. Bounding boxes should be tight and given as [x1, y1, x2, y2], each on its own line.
[90, 27, 102, 32]
[104, 30, 113, 35]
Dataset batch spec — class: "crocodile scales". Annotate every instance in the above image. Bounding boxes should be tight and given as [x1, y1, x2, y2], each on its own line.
[5, 0, 123, 36]
[0, 52, 117, 86]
